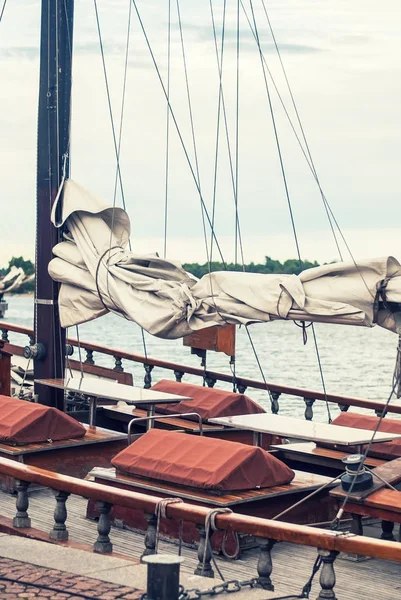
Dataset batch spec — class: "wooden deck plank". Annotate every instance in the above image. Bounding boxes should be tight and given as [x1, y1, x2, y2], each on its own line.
[0, 488, 400, 600]
[0, 425, 126, 455]
[103, 406, 224, 432]
[271, 442, 385, 470]
[209, 414, 401, 446]
[90, 467, 335, 506]
[331, 457, 401, 501]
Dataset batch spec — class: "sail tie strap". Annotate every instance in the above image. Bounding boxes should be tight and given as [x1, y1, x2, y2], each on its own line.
[94, 245, 124, 314]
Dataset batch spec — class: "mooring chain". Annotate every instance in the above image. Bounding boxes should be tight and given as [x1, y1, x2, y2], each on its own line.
[177, 552, 322, 600]
[177, 577, 260, 599]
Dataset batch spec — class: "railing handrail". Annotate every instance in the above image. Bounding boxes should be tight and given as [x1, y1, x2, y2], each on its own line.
[2, 320, 400, 415]
[0, 456, 400, 562]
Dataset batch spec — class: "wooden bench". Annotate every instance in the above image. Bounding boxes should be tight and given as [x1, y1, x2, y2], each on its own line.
[271, 442, 386, 474]
[99, 405, 278, 447]
[35, 378, 191, 427]
[101, 405, 224, 433]
[0, 425, 127, 492]
[330, 458, 401, 540]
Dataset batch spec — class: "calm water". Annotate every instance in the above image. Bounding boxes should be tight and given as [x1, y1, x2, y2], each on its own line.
[4, 295, 399, 422]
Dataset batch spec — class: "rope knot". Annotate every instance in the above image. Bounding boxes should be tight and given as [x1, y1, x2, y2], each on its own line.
[154, 497, 183, 553]
[205, 507, 232, 533]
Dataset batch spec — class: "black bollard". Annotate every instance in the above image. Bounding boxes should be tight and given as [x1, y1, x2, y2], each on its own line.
[142, 554, 185, 600]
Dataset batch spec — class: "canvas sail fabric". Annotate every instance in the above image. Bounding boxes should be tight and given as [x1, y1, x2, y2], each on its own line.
[0, 395, 86, 445]
[49, 180, 401, 337]
[150, 379, 265, 420]
[112, 428, 295, 491]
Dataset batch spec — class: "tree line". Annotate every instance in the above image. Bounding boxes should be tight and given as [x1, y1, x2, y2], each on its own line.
[1, 255, 319, 294]
[182, 256, 319, 278]
[0, 257, 35, 293]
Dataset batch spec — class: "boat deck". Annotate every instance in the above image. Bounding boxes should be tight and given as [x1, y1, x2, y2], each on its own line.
[0, 488, 399, 599]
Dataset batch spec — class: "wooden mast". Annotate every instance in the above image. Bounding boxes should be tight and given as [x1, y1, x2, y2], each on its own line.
[34, 0, 74, 409]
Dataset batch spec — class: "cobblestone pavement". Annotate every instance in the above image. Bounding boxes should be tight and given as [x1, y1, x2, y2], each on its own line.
[0, 557, 143, 600]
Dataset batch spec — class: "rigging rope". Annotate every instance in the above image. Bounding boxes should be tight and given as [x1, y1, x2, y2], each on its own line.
[331, 376, 400, 529]
[260, 0, 342, 261]
[208, 0, 226, 266]
[112, 0, 132, 212]
[93, 0, 127, 213]
[0, 0, 7, 24]
[93, 0, 150, 359]
[240, 1, 374, 300]
[175, 0, 211, 266]
[131, 0, 226, 266]
[248, 1, 332, 422]
[245, 325, 274, 406]
[163, 0, 172, 259]
[208, 0, 245, 269]
[234, 0, 242, 267]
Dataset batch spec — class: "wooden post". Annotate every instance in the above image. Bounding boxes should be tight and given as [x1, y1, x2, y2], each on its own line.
[381, 520, 395, 541]
[94, 501, 113, 553]
[13, 481, 31, 528]
[304, 398, 315, 421]
[317, 549, 339, 600]
[142, 512, 157, 560]
[50, 490, 70, 541]
[256, 538, 275, 591]
[34, 0, 74, 409]
[0, 341, 11, 396]
[271, 392, 280, 414]
[194, 524, 214, 578]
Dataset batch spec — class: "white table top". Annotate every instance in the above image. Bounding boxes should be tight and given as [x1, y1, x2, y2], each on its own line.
[208, 414, 401, 446]
[35, 378, 192, 405]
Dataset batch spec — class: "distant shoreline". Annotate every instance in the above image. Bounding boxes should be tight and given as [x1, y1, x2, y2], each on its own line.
[6, 292, 34, 298]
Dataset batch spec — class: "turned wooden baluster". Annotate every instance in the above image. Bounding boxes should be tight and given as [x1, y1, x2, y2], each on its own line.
[144, 364, 154, 389]
[1, 329, 9, 343]
[271, 392, 280, 414]
[113, 356, 123, 372]
[84, 349, 95, 365]
[304, 398, 315, 421]
[381, 520, 395, 541]
[194, 524, 214, 578]
[237, 382, 247, 394]
[317, 549, 339, 600]
[142, 512, 157, 560]
[13, 480, 31, 528]
[50, 490, 70, 541]
[94, 501, 113, 553]
[350, 514, 363, 536]
[204, 375, 216, 388]
[338, 404, 349, 412]
[174, 370, 184, 382]
[256, 538, 275, 591]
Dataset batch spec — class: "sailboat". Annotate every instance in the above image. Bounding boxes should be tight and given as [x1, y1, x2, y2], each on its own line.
[1, 4, 401, 590]
[0, 266, 34, 318]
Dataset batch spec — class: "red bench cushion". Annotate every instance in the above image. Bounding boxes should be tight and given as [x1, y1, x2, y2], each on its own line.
[150, 380, 265, 421]
[0, 395, 86, 445]
[330, 412, 401, 459]
[112, 429, 294, 491]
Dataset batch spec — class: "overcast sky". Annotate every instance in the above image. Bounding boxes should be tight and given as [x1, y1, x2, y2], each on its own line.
[0, 0, 400, 268]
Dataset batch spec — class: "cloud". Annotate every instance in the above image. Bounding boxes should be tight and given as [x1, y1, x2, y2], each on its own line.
[170, 20, 322, 55]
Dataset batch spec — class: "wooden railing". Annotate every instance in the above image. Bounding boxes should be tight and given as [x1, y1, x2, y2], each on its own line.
[1, 321, 399, 421]
[1, 456, 401, 598]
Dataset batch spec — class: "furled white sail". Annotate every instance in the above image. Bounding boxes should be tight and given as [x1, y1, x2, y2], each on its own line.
[48, 180, 401, 337]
